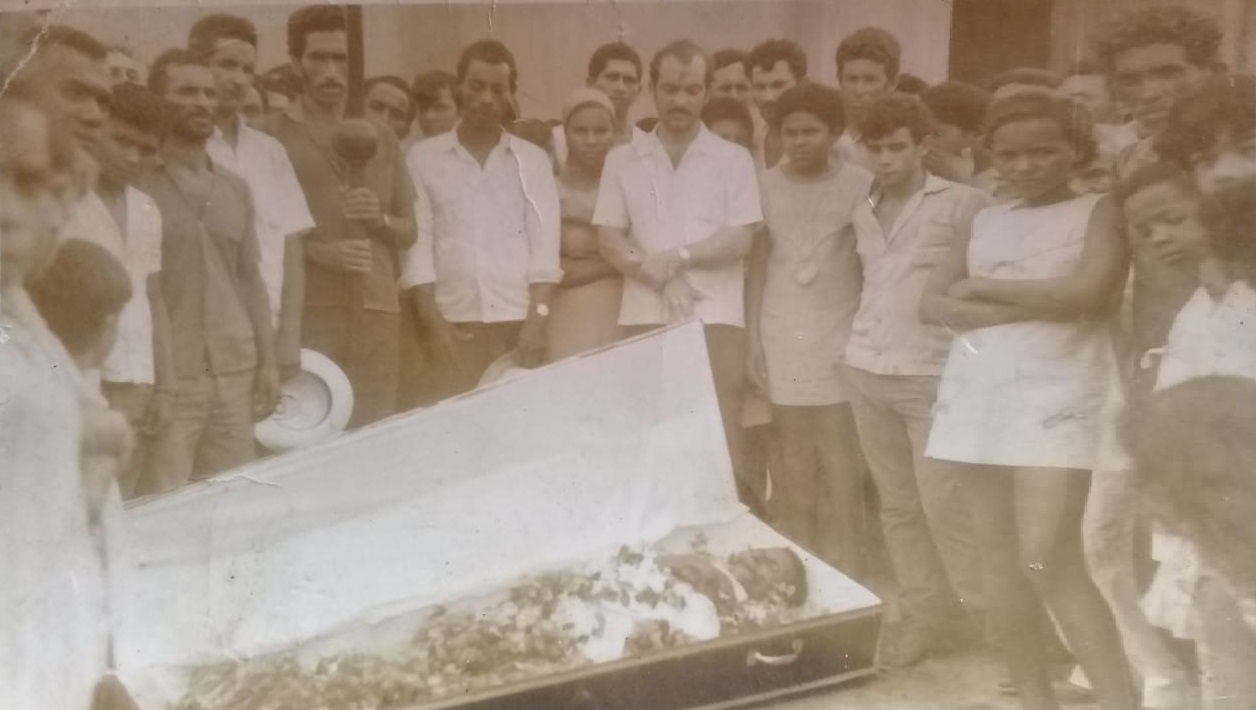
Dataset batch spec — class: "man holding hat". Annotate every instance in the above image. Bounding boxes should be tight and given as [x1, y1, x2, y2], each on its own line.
[402, 39, 561, 399]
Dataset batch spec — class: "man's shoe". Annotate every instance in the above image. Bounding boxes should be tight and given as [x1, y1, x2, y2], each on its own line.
[879, 619, 936, 668]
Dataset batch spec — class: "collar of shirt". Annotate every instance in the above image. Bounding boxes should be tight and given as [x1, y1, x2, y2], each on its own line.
[868, 171, 952, 206]
[431, 124, 528, 166]
[634, 123, 725, 163]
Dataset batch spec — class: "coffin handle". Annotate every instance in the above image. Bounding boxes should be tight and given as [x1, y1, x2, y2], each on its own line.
[745, 638, 804, 667]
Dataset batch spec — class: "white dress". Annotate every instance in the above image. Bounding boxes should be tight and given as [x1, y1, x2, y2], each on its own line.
[758, 163, 872, 406]
[927, 193, 1119, 469]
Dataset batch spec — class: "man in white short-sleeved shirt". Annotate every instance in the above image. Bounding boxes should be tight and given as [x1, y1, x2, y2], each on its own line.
[402, 39, 562, 400]
[191, 13, 315, 380]
[594, 39, 762, 508]
[71, 82, 175, 497]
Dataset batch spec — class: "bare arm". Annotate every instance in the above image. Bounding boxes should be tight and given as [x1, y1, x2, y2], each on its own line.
[559, 255, 619, 288]
[919, 199, 1046, 331]
[597, 224, 651, 284]
[958, 195, 1129, 320]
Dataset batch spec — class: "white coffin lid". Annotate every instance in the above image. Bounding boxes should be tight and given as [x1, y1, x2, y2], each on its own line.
[112, 322, 745, 680]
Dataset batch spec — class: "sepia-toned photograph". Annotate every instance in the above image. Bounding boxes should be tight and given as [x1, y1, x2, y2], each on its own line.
[1, 0, 1254, 708]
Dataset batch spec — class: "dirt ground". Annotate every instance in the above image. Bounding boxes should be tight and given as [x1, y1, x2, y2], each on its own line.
[761, 650, 1098, 710]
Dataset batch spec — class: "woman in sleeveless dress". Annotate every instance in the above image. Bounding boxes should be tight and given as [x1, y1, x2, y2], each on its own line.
[546, 89, 624, 361]
[920, 90, 1137, 710]
[746, 84, 873, 573]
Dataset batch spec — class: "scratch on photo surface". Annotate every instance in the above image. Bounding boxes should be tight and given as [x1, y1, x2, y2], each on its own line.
[0, 11, 55, 101]
[233, 473, 282, 488]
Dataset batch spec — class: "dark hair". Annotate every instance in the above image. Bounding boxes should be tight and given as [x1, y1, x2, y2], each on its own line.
[411, 69, 458, 109]
[773, 83, 844, 133]
[896, 73, 929, 96]
[1156, 75, 1256, 169]
[1121, 375, 1256, 602]
[835, 27, 901, 80]
[650, 39, 711, 86]
[506, 117, 552, 152]
[988, 67, 1062, 93]
[1094, 5, 1222, 74]
[365, 75, 412, 104]
[1114, 160, 1196, 203]
[27, 239, 133, 357]
[700, 96, 754, 143]
[587, 41, 642, 83]
[457, 39, 518, 92]
[746, 39, 807, 82]
[188, 13, 258, 60]
[1199, 178, 1256, 285]
[921, 81, 991, 134]
[983, 88, 1097, 166]
[109, 82, 166, 137]
[148, 48, 207, 96]
[287, 5, 347, 60]
[859, 92, 935, 143]
[636, 116, 659, 133]
[712, 48, 747, 74]
[26, 24, 107, 62]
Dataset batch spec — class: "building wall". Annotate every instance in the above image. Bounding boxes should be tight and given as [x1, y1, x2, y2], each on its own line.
[47, 0, 952, 121]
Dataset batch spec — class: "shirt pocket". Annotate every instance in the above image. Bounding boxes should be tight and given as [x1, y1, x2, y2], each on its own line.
[909, 219, 954, 269]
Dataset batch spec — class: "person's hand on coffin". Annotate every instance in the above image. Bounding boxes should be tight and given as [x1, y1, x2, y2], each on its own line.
[253, 361, 281, 419]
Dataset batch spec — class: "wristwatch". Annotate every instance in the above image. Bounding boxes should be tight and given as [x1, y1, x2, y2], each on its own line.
[677, 247, 692, 263]
[534, 303, 550, 317]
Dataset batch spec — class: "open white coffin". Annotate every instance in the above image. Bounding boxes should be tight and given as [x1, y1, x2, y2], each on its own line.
[113, 322, 882, 709]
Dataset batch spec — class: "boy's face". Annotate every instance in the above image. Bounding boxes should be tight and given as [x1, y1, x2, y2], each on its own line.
[838, 58, 892, 127]
[1124, 179, 1207, 269]
[1193, 128, 1256, 195]
[865, 126, 927, 189]
[708, 118, 751, 150]
[416, 86, 458, 137]
[780, 110, 833, 172]
[98, 118, 158, 188]
[1110, 42, 1208, 135]
[750, 60, 798, 124]
[931, 122, 970, 157]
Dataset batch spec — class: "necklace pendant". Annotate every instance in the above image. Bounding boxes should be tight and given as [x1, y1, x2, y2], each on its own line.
[795, 261, 818, 285]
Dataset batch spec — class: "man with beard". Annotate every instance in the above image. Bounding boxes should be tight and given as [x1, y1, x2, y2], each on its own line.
[141, 50, 278, 492]
[594, 40, 762, 511]
[551, 42, 645, 168]
[401, 39, 561, 398]
[745, 39, 806, 169]
[258, 5, 416, 428]
[190, 13, 314, 388]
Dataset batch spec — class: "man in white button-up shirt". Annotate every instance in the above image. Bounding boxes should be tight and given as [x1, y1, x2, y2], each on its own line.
[70, 82, 175, 497]
[192, 13, 315, 380]
[594, 39, 763, 509]
[402, 39, 561, 400]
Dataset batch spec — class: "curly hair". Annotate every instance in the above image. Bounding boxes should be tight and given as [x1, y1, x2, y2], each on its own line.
[983, 88, 1097, 166]
[747, 39, 807, 82]
[1156, 75, 1256, 168]
[773, 83, 844, 133]
[27, 239, 133, 357]
[1094, 5, 1222, 73]
[835, 27, 901, 79]
[858, 92, 935, 143]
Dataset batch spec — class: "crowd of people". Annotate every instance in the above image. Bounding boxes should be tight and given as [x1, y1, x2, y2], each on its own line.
[1, 3, 1254, 709]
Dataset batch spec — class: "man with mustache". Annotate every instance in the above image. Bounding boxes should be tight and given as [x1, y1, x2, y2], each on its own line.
[258, 5, 416, 428]
[402, 39, 561, 398]
[594, 39, 763, 512]
[746, 39, 806, 169]
[140, 49, 278, 491]
[190, 13, 315, 393]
